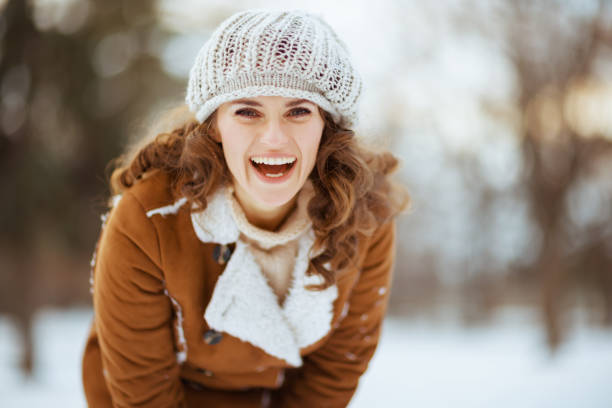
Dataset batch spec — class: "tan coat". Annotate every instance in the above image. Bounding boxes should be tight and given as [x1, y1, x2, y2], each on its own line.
[81, 170, 397, 407]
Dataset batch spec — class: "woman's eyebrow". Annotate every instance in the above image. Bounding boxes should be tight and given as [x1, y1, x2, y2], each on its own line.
[231, 98, 312, 107]
[285, 99, 312, 107]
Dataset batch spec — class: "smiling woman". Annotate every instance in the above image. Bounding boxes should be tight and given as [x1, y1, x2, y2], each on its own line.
[81, 8, 410, 408]
[215, 96, 325, 231]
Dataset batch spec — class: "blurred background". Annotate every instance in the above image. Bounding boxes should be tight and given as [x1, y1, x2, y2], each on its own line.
[1, 0, 612, 406]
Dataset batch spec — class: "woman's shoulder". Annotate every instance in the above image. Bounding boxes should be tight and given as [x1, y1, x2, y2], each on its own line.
[116, 169, 180, 215]
[99, 170, 191, 264]
[351, 217, 397, 272]
[104, 169, 188, 241]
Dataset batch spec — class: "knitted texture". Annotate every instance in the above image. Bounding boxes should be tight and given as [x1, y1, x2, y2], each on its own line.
[185, 9, 362, 129]
[228, 179, 315, 305]
[226, 179, 314, 250]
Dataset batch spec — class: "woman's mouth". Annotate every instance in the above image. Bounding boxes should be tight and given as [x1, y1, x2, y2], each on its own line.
[250, 156, 297, 182]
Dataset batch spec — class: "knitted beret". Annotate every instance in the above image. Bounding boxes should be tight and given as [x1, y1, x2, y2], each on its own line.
[185, 9, 362, 129]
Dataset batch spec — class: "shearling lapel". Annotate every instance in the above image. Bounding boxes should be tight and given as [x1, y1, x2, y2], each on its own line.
[190, 186, 338, 367]
[281, 230, 338, 351]
[189, 188, 240, 245]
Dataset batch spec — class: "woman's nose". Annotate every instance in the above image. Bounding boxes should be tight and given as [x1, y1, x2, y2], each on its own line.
[259, 118, 289, 146]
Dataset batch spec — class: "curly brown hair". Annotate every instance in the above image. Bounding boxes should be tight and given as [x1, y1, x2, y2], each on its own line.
[108, 104, 410, 289]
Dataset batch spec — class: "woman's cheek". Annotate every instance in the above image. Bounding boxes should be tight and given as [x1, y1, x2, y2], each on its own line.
[223, 145, 242, 178]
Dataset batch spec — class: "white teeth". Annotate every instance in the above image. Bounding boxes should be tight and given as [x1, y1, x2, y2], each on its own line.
[265, 173, 285, 178]
[251, 156, 296, 165]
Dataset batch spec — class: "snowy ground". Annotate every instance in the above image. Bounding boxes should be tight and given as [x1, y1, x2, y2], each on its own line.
[0, 306, 611, 407]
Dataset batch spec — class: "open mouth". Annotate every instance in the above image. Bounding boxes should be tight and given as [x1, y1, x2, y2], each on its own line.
[250, 156, 296, 179]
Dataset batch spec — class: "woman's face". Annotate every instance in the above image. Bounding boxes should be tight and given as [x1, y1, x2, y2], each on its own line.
[214, 95, 325, 211]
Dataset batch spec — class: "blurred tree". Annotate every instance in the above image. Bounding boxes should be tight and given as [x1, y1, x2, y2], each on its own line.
[0, 0, 185, 375]
[389, 0, 612, 347]
[501, 0, 612, 349]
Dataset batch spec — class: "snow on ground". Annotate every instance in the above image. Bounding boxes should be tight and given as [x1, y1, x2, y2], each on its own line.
[350, 307, 612, 408]
[0, 306, 610, 407]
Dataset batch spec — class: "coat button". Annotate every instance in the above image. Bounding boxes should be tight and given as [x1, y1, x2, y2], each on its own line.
[196, 367, 214, 377]
[203, 329, 223, 345]
[182, 378, 206, 391]
[213, 244, 232, 265]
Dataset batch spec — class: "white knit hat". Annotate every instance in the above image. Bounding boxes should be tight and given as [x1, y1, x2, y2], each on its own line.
[185, 9, 362, 129]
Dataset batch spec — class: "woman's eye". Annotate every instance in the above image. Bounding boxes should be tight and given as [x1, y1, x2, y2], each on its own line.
[236, 109, 258, 118]
[290, 107, 311, 117]
[234, 107, 311, 118]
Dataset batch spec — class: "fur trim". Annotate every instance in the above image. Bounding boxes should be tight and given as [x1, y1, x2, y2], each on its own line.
[164, 287, 188, 364]
[204, 240, 303, 366]
[191, 188, 240, 244]
[281, 229, 338, 350]
[111, 194, 123, 208]
[193, 185, 338, 367]
[146, 197, 188, 218]
[203, 231, 337, 367]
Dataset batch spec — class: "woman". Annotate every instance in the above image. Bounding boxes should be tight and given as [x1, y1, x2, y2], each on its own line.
[81, 8, 409, 408]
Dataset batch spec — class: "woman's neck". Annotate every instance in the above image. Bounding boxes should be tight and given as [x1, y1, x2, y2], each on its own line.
[232, 185, 297, 232]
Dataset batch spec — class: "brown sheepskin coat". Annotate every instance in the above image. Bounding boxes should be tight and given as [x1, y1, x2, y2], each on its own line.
[81, 169, 396, 407]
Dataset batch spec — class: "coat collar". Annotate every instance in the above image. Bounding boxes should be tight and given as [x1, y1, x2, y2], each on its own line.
[189, 184, 337, 367]
[225, 180, 314, 250]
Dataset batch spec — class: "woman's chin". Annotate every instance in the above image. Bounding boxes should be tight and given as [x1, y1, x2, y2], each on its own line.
[248, 176, 303, 209]
[253, 192, 296, 210]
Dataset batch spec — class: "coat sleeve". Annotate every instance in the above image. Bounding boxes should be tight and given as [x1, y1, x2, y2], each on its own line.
[271, 220, 397, 408]
[92, 190, 187, 408]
